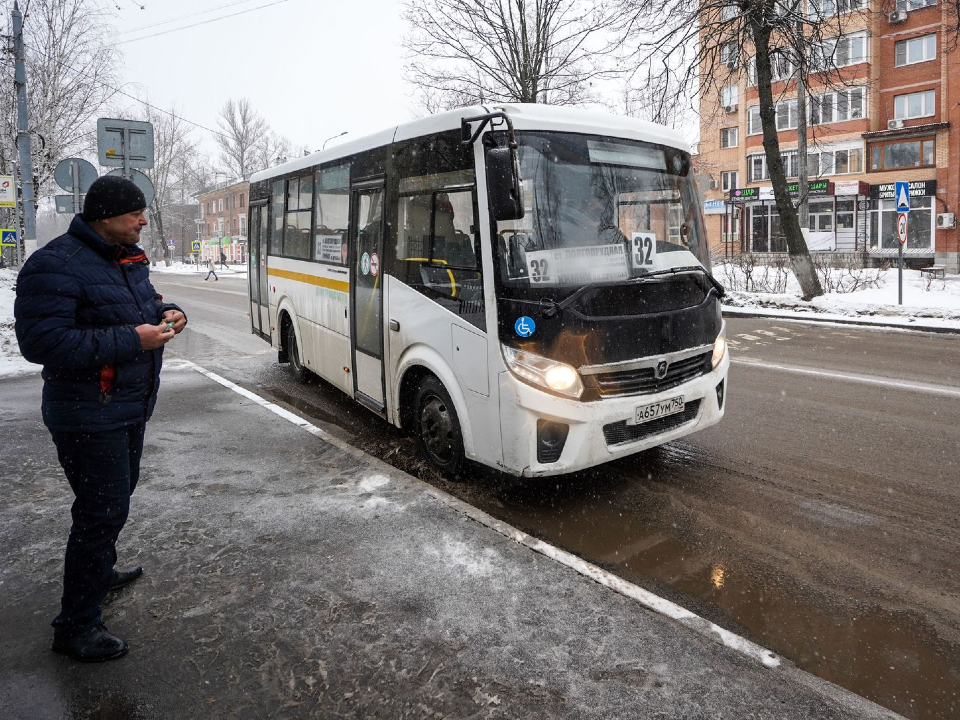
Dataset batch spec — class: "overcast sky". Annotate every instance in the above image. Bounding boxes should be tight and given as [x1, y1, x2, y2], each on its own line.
[109, 0, 414, 158]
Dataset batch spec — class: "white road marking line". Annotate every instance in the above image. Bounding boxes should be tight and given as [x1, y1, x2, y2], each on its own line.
[731, 357, 960, 399]
[162, 358, 782, 670]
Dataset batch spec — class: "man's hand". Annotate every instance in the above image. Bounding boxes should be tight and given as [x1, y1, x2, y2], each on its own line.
[136, 322, 175, 350]
[161, 309, 187, 334]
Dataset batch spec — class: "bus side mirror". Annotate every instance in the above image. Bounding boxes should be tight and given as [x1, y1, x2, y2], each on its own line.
[486, 146, 524, 221]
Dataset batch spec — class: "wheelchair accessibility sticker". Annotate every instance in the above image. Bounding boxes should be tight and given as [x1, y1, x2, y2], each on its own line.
[515, 316, 536, 338]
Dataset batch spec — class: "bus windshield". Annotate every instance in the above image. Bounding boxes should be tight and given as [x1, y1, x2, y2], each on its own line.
[494, 131, 712, 298]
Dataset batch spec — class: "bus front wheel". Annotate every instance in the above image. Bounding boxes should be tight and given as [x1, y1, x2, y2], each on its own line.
[285, 321, 309, 383]
[414, 376, 465, 478]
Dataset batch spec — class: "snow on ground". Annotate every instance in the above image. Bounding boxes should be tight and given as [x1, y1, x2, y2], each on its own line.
[150, 261, 247, 277]
[0, 268, 41, 378]
[716, 262, 960, 331]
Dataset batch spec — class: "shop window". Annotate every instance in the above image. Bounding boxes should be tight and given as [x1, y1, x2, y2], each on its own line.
[835, 199, 855, 229]
[868, 138, 935, 171]
[869, 196, 933, 251]
[808, 200, 834, 231]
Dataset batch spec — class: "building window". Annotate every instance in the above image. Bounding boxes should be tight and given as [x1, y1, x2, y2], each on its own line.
[809, 146, 863, 175]
[815, 31, 868, 69]
[809, 86, 867, 124]
[721, 4, 738, 20]
[895, 35, 936, 67]
[895, 0, 937, 10]
[240, 193, 245, 208]
[746, 100, 799, 133]
[746, 50, 797, 86]
[868, 138, 935, 171]
[894, 90, 935, 119]
[836, 199, 855, 229]
[721, 85, 738, 108]
[721, 170, 738, 191]
[808, 0, 866, 17]
[720, 42, 738, 66]
[218, 198, 223, 213]
[747, 106, 762, 135]
[720, 127, 739, 148]
[749, 152, 799, 181]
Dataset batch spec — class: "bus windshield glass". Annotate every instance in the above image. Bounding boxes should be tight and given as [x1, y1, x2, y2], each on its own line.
[494, 132, 711, 298]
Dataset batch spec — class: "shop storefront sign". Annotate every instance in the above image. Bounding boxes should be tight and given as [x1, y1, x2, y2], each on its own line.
[834, 180, 870, 196]
[728, 187, 760, 203]
[787, 180, 833, 196]
[703, 199, 727, 215]
[870, 180, 936, 201]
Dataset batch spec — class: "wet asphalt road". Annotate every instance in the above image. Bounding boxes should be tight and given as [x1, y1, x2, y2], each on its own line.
[154, 272, 960, 719]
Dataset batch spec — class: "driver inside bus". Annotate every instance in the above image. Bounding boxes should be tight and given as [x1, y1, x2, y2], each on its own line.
[560, 190, 626, 245]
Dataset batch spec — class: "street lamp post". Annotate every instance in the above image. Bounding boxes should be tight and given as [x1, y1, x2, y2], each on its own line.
[323, 131, 348, 150]
[194, 218, 203, 270]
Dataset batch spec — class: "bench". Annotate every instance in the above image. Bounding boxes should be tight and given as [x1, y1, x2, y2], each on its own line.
[920, 265, 946, 280]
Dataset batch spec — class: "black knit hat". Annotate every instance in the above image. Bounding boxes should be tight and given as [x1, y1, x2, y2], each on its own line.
[82, 175, 146, 221]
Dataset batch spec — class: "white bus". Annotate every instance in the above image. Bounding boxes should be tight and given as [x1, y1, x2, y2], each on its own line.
[248, 104, 728, 477]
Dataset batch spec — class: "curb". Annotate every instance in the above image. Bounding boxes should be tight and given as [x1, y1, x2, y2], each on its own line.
[722, 307, 960, 335]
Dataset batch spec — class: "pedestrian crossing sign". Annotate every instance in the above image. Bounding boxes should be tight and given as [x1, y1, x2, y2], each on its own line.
[191, 240, 201, 252]
[895, 181, 910, 213]
[0, 228, 17, 247]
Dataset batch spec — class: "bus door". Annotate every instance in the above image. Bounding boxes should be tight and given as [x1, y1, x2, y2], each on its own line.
[349, 179, 386, 414]
[249, 202, 270, 340]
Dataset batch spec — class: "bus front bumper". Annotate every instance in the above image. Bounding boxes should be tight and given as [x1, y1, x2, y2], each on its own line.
[496, 351, 729, 477]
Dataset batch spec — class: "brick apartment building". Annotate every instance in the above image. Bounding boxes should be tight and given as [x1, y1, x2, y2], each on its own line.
[195, 179, 250, 264]
[696, 0, 959, 272]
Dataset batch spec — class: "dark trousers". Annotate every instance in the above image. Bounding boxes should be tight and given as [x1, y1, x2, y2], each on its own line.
[50, 423, 145, 636]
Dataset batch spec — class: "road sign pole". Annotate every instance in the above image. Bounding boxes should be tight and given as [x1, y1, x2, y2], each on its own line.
[898, 243, 903, 305]
[72, 162, 80, 216]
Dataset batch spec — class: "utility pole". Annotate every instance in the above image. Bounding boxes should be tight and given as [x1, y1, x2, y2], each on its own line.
[13, 1, 37, 259]
[795, 20, 810, 237]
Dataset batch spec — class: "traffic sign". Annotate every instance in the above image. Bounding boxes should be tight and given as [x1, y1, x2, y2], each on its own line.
[0, 229, 17, 247]
[105, 168, 155, 207]
[55, 195, 84, 214]
[897, 212, 908, 245]
[895, 181, 910, 213]
[54, 158, 98, 193]
[168, 238, 176, 246]
[97, 118, 154, 169]
[191, 241, 202, 252]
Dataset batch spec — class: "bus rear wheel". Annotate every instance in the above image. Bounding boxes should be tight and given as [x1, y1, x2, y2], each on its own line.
[414, 377, 465, 478]
[285, 321, 309, 383]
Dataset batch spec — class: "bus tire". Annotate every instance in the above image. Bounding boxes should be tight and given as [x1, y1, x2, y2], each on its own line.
[285, 320, 309, 383]
[414, 376, 465, 478]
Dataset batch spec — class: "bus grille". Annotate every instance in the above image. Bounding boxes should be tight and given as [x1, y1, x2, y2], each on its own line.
[602, 400, 702, 447]
[592, 352, 712, 398]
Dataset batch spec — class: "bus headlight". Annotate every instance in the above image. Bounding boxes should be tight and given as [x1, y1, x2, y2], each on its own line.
[712, 326, 728, 369]
[502, 345, 584, 399]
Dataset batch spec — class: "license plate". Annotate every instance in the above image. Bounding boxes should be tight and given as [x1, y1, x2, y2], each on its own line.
[632, 396, 684, 425]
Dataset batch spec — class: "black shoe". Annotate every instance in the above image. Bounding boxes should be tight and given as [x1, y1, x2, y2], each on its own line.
[109, 566, 143, 591]
[52, 623, 128, 663]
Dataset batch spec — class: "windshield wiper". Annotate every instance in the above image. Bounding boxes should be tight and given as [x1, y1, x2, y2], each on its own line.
[541, 284, 598, 318]
[629, 266, 726, 296]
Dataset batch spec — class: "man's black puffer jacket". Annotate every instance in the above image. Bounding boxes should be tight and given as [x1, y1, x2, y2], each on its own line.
[14, 214, 184, 432]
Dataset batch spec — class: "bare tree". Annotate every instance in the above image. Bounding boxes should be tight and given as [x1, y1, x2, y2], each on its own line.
[251, 130, 293, 173]
[618, 0, 873, 298]
[138, 103, 198, 264]
[402, 0, 622, 110]
[0, 0, 119, 199]
[214, 98, 269, 180]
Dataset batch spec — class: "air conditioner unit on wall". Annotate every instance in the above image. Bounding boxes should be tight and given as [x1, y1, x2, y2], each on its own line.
[726, 60, 736, 70]
[887, 119, 904, 130]
[937, 213, 956, 229]
[709, 179, 719, 190]
[724, 104, 738, 113]
[888, 9, 907, 23]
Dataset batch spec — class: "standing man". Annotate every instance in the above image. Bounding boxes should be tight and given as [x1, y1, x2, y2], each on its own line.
[14, 175, 187, 663]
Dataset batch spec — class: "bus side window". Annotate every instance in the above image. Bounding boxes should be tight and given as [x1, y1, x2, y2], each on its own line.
[314, 164, 350, 265]
[396, 190, 484, 329]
